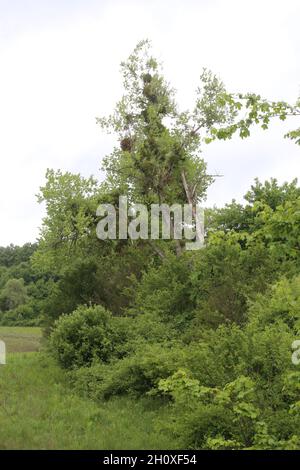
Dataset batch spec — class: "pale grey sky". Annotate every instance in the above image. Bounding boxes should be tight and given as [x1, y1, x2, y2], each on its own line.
[0, 0, 299, 246]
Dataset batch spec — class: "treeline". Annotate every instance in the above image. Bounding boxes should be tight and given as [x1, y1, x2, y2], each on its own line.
[0, 243, 54, 326]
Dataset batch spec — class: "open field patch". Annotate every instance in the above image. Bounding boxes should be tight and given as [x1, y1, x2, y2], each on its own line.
[0, 327, 42, 353]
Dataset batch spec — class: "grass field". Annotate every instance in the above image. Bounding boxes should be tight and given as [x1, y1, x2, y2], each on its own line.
[0, 326, 43, 353]
[0, 328, 174, 449]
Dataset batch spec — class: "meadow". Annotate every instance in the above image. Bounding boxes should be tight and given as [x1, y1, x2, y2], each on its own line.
[0, 326, 42, 353]
[0, 327, 173, 450]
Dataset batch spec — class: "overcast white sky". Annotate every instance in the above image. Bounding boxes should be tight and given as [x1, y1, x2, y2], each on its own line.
[0, 0, 299, 246]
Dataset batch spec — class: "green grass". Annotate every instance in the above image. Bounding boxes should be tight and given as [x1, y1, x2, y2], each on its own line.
[0, 352, 174, 449]
[0, 326, 42, 353]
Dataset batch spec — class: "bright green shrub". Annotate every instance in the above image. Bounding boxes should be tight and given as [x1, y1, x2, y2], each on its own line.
[247, 275, 300, 332]
[49, 305, 131, 369]
[157, 372, 260, 449]
[156, 368, 300, 449]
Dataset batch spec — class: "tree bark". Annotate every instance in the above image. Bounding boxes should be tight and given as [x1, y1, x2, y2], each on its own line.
[181, 169, 204, 249]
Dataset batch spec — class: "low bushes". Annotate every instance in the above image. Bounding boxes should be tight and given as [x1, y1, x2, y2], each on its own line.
[48, 274, 300, 449]
[69, 341, 187, 400]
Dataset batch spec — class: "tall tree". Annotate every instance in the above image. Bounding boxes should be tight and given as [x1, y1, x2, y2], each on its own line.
[97, 40, 233, 254]
[98, 40, 300, 255]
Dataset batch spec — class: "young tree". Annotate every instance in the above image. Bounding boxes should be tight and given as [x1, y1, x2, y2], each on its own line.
[34, 169, 101, 273]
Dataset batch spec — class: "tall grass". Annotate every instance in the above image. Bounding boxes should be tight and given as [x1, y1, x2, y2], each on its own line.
[0, 353, 174, 449]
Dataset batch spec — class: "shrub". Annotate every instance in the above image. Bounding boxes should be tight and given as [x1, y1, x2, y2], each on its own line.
[247, 275, 300, 332]
[157, 372, 259, 449]
[49, 305, 131, 369]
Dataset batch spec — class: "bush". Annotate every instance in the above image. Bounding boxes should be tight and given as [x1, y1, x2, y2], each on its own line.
[153, 276, 300, 449]
[247, 275, 300, 332]
[49, 305, 131, 369]
[156, 368, 300, 449]
[69, 341, 188, 400]
[156, 372, 259, 449]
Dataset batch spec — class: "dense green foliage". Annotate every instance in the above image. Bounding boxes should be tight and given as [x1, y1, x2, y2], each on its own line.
[2, 41, 300, 449]
[0, 243, 46, 326]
